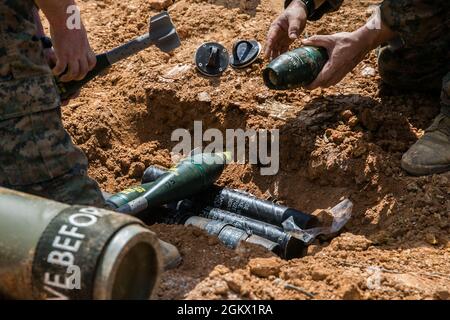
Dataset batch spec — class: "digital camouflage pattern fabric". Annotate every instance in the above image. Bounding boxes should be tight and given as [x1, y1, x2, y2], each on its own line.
[379, 0, 450, 115]
[0, 0, 104, 206]
[442, 73, 450, 112]
[0, 108, 105, 206]
[0, 0, 60, 119]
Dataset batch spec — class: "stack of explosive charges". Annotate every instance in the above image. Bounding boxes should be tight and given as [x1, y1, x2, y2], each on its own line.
[104, 153, 349, 260]
[129, 165, 320, 259]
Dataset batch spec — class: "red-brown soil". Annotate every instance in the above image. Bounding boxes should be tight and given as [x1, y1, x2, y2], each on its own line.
[57, 0, 449, 299]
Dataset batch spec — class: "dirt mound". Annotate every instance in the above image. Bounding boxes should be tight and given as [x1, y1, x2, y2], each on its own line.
[151, 224, 274, 299]
[62, 0, 449, 299]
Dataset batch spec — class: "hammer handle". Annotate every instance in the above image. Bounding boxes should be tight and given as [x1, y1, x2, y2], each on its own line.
[56, 33, 153, 101]
[56, 53, 111, 101]
[106, 33, 153, 64]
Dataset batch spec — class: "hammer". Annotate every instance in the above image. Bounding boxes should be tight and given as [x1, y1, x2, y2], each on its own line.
[56, 12, 181, 101]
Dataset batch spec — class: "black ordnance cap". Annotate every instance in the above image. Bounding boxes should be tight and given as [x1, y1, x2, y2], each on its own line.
[195, 42, 229, 77]
[230, 40, 261, 69]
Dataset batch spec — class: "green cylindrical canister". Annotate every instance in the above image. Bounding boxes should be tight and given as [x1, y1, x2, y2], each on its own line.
[0, 188, 162, 300]
[263, 46, 328, 90]
[109, 152, 229, 211]
[106, 183, 154, 209]
[142, 165, 318, 229]
[117, 152, 229, 215]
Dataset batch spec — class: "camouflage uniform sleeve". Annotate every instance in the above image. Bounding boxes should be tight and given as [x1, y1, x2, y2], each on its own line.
[0, 0, 60, 121]
[284, 0, 344, 21]
[380, 0, 450, 46]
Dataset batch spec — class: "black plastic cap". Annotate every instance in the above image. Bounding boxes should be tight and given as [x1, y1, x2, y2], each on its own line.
[195, 42, 229, 77]
[230, 40, 261, 69]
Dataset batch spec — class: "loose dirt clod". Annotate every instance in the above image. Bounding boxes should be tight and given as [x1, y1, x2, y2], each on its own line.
[59, 0, 449, 300]
[249, 258, 284, 278]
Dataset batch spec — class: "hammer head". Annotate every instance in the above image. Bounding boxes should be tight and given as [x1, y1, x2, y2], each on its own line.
[149, 12, 181, 53]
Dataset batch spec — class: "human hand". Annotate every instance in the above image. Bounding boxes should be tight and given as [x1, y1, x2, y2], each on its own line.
[43, 47, 80, 105]
[50, 23, 96, 82]
[43, 47, 57, 68]
[302, 31, 372, 89]
[265, 0, 308, 59]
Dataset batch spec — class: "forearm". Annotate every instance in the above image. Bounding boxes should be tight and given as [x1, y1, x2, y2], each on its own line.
[34, 0, 76, 28]
[285, 0, 327, 9]
[285, 0, 343, 20]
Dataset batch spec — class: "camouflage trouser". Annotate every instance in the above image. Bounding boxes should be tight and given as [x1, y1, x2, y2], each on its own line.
[377, 41, 450, 117]
[378, 0, 450, 116]
[0, 1, 105, 207]
[0, 108, 105, 207]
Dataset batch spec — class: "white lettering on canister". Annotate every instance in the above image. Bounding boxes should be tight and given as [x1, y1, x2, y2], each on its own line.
[47, 251, 74, 267]
[43, 207, 107, 299]
[58, 225, 85, 239]
[69, 213, 98, 227]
